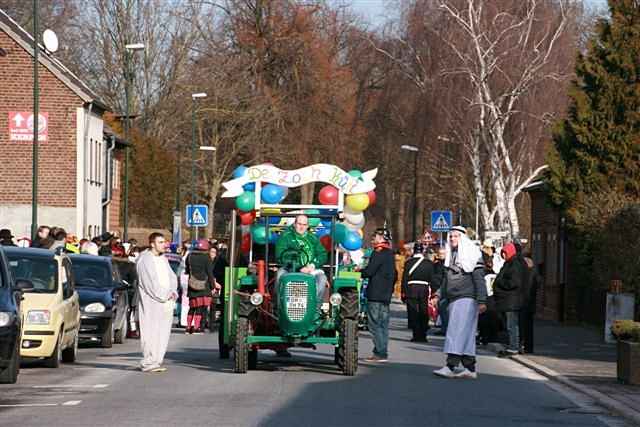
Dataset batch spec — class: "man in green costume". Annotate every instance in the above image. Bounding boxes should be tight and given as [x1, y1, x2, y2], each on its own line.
[275, 214, 328, 302]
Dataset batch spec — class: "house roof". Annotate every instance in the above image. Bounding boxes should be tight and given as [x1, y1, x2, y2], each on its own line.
[103, 123, 131, 147]
[522, 180, 545, 192]
[0, 9, 109, 113]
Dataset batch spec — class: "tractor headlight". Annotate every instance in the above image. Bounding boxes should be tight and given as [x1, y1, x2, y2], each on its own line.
[27, 310, 50, 325]
[329, 293, 342, 306]
[85, 303, 106, 313]
[250, 292, 264, 306]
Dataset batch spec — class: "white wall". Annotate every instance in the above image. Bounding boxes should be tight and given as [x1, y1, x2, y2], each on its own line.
[0, 205, 76, 239]
[76, 107, 104, 239]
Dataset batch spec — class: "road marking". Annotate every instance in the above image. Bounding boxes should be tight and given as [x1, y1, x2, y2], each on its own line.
[62, 400, 82, 406]
[93, 384, 109, 388]
[31, 384, 110, 389]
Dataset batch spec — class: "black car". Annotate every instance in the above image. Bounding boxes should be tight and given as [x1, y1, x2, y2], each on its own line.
[69, 255, 129, 348]
[0, 246, 29, 383]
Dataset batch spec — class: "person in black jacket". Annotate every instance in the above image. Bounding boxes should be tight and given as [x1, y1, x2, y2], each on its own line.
[359, 228, 396, 362]
[519, 253, 541, 354]
[185, 239, 214, 334]
[402, 243, 435, 342]
[431, 246, 447, 335]
[493, 242, 527, 356]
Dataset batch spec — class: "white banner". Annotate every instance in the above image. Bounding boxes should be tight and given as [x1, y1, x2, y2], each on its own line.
[222, 164, 377, 198]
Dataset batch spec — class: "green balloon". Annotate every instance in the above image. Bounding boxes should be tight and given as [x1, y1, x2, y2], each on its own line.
[251, 224, 269, 244]
[332, 223, 348, 244]
[305, 209, 321, 227]
[348, 169, 363, 179]
[236, 191, 255, 212]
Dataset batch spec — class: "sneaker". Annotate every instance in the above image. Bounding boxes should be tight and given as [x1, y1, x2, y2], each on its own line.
[364, 355, 388, 363]
[453, 368, 477, 379]
[433, 366, 456, 378]
[150, 367, 167, 373]
[141, 365, 160, 372]
[498, 349, 518, 358]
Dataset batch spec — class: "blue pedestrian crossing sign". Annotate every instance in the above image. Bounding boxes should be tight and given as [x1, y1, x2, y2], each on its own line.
[186, 204, 208, 227]
[431, 210, 452, 232]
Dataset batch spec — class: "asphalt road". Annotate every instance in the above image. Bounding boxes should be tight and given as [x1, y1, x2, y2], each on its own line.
[0, 302, 632, 427]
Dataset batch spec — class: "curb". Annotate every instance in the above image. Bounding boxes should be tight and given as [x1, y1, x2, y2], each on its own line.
[511, 355, 640, 426]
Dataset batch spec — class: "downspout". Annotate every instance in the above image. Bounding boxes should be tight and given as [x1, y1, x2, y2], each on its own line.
[82, 102, 93, 237]
[102, 134, 116, 232]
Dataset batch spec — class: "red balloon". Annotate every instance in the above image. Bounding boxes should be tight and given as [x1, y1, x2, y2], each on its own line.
[239, 210, 256, 225]
[319, 185, 339, 205]
[367, 190, 377, 206]
[320, 235, 333, 252]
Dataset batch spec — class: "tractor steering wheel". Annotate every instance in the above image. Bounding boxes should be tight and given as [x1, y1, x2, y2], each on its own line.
[279, 248, 311, 272]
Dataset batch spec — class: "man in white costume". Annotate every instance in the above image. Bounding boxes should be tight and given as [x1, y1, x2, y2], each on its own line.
[136, 233, 178, 372]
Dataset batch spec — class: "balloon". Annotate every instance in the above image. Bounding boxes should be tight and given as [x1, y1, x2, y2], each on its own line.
[316, 227, 330, 237]
[236, 191, 255, 212]
[332, 223, 348, 244]
[239, 210, 256, 225]
[321, 219, 333, 228]
[269, 231, 279, 244]
[346, 216, 365, 231]
[268, 216, 281, 225]
[318, 185, 339, 205]
[348, 169, 363, 179]
[233, 165, 247, 179]
[261, 184, 285, 204]
[305, 209, 321, 227]
[367, 190, 377, 206]
[240, 224, 251, 234]
[346, 193, 369, 212]
[243, 182, 255, 191]
[344, 207, 364, 226]
[251, 224, 269, 245]
[342, 231, 363, 251]
[357, 229, 364, 237]
[320, 235, 333, 252]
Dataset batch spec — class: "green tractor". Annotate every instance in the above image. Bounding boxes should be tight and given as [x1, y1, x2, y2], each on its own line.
[220, 164, 376, 375]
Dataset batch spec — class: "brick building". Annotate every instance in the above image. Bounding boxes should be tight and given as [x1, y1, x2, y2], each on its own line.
[0, 10, 123, 239]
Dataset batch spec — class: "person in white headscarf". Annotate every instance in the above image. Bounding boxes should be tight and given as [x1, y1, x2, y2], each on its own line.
[433, 226, 487, 379]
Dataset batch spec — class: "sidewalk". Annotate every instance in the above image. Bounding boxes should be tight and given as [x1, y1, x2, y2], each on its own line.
[506, 319, 640, 424]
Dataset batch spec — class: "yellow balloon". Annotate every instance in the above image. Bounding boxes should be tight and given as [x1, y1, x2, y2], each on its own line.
[346, 193, 369, 212]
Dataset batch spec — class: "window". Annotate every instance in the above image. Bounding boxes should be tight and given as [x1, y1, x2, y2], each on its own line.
[113, 160, 120, 190]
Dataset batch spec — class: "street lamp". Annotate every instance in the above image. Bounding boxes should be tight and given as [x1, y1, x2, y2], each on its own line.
[199, 146, 216, 151]
[191, 92, 207, 240]
[401, 144, 419, 242]
[122, 42, 144, 242]
[30, 0, 40, 240]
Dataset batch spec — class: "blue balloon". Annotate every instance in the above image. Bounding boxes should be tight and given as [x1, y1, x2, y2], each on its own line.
[233, 165, 247, 179]
[316, 227, 330, 237]
[321, 219, 333, 228]
[268, 216, 281, 225]
[269, 231, 279, 244]
[342, 231, 363, 251]
[261, 184, 285, 204]
[243, 182, 255, 191]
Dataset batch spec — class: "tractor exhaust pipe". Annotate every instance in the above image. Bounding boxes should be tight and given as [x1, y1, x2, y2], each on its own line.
[257, 259, 266, 296]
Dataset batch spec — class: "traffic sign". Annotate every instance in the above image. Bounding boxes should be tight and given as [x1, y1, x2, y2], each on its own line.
[186, 204, 208, 227]
[431, 210, 452, 232]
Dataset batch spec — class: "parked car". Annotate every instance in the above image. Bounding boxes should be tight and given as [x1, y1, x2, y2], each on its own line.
[0, 246, 27, 383]
[4, 247, 80, 368]
[112, 257, 138, 337]
[68, 255, 129, 348]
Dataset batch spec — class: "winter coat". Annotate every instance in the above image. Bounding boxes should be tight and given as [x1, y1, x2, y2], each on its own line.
[521, 257, 541, 313]
[186, 251, 213, 298]
[442, 258, 487, 304]
[493, 244, 527, 312]
[361, 247, 397, 304]
[431, 261, 445, 293]
[275, 226, 327, 269]
[401, 255, 435, 300]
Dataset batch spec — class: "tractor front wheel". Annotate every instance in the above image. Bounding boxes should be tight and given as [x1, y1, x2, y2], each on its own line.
[338, 319, 358, 376]
[234, 317, 250, 373]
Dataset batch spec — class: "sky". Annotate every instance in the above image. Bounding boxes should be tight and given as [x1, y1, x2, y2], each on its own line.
[348, 0, 609, 26]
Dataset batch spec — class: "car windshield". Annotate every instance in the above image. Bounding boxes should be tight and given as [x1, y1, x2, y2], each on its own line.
[7, 255, 57, 293]
[71, 260, 111, 287]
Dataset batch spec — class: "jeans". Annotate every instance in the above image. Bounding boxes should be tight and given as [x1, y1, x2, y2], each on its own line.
[367, 301, 390, 358]
[438, 299, 449, 333]
[505, 311, 520, 352]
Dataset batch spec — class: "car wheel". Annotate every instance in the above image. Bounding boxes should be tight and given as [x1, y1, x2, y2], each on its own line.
[43, 331, 62, 368]
[114, 312, 127, 344]
[101, 319, 113, 348]
[0, 340, 20, 383]
[62, 331, 78, 363]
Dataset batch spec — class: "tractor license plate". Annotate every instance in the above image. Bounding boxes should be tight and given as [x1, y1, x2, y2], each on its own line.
[287, 296, 307, 310]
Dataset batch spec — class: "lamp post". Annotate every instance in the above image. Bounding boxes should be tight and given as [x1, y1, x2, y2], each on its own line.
[122, 42, 144, 242]
[30, 0, 40, 240]
[401, 144, 419, 242]
[190, 93, 207, 240]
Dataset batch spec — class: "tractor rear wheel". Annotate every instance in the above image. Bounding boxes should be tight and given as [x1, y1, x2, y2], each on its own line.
[338, 319, 358, 376]
[234, 317, 249, 373]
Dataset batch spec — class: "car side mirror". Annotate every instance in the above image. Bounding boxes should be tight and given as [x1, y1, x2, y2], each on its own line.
[122, 280, 131, 287]
[15, 279, 34, 292]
